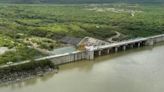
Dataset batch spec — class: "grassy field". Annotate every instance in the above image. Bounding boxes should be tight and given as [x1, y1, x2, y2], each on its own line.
[0, 3, 163, 64]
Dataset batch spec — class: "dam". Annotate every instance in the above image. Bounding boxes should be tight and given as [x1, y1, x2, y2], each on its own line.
[32, 34, 164, 65]
[37, 34, 164, 65]
[2, 42, 164, 92]
[1, 34, 164, 68]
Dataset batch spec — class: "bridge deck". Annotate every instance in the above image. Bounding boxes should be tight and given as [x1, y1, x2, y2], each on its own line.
[147, 34, 164, 39]
[1, 34, 164, 69]
[93, 38, 148, 50]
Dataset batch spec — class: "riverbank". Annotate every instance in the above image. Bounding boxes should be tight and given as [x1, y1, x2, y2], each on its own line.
[0, 33, 164, 86]
[0, 67, 57, 86]
[1, 42, 164, 92]
[0, 61, 58, 86]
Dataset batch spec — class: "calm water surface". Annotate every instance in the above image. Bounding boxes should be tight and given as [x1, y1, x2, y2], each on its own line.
[1, 43, 164, 92]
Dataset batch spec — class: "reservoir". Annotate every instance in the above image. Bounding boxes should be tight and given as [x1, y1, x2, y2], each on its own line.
[1, 43, 164, 92]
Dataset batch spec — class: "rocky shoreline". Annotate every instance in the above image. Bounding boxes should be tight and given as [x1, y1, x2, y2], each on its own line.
[0, 62, 58, 86]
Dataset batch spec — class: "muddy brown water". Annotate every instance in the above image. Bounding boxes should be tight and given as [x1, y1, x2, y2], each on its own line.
[1, 43, 164, 92]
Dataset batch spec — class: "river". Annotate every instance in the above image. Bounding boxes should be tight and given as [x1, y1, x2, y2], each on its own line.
[1, 43, 164, 92]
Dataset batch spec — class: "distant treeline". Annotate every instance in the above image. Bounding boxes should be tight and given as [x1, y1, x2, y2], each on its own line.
[0, 0, 164, 4]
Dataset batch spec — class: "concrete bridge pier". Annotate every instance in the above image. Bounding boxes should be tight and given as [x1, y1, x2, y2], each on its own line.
[115, 47, 118, 52]
[137, 42, 141, 47]
[123, 45, 126, 51]
[130, 44, 134, 48]
[74, 54, 78, 61]
[107, 49, 110, 54]
[98, 50, 102, 56]
[86, 50, 94, 60]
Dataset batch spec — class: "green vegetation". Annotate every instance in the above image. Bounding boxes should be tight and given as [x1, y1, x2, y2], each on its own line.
[0, 34, 15, 48]
[0, 0, 163, 4]
[0, 3, 163, 65]
[0, 60, 54, 71]
[0, 46, 42, 65]
[24, 37, 62, 50]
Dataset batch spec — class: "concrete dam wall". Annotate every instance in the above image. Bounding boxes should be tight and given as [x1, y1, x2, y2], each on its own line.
[1, 34, 164, 69]
[49, 34, 164, 65]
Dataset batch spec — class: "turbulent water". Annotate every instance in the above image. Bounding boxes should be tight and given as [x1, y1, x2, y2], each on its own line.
[1, 43, 164, 92]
